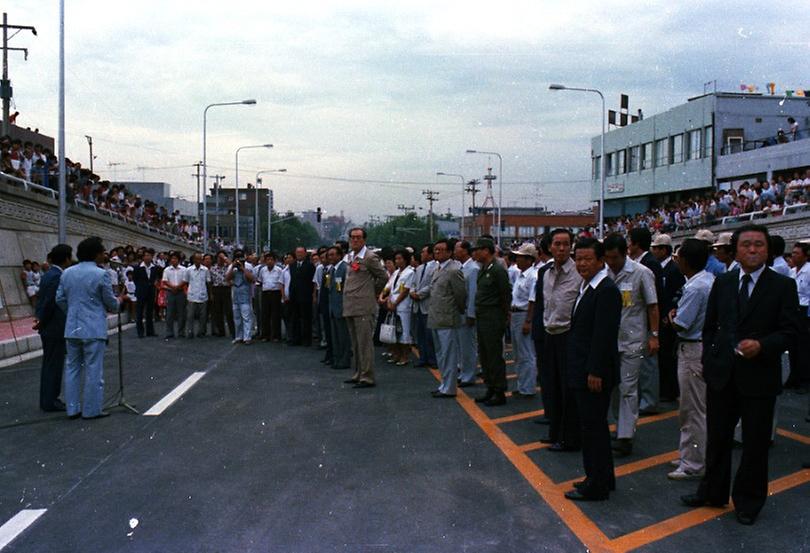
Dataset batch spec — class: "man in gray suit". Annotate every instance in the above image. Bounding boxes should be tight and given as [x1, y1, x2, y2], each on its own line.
[328, 244, 352, 370]
[411, 244, 437, 367]
[342, 228, 388, 388]
[56, 236, 125, 419]
[454, 240, 479, 386]
[428, 239, 467, 397]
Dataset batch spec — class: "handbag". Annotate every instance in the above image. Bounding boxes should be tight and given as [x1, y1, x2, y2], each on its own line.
[379, 312, 398, 344]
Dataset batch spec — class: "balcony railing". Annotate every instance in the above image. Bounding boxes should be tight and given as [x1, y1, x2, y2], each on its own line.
[719, 125, 810, 156]
[0, 170, 202, 247]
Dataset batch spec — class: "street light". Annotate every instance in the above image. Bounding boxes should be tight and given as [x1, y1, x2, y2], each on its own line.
[436, 172, 466, 240]
[255, 168, 287, 253]
[235, 143, 273, 248]
[549, 83, 606, 238]
[466, 150, 503, 245]
[202, 98, 256, 252]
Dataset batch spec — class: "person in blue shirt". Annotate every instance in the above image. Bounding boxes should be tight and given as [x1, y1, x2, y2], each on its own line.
[56, 236, 125, 419]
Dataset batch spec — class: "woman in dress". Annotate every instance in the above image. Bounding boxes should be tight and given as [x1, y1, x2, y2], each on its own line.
[388, 249, 415, 366]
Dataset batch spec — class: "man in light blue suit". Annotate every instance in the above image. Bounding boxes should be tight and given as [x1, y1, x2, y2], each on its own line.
[56, 236, 124, 419]
[455, 240, 479, 386]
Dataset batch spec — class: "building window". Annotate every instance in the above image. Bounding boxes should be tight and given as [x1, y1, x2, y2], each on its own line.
[617, 149, 626, 174]
[606, 152, 614, 176]
[704, 126, 713, 157]
[642, 142, 653, 170]
[518, 226, 535, 238]
[629, 146, 640, 172]
[593, 156, 601, 180]
[687, 129, 702, 160]
[671, 134, 684, 163]
[655, 138, 668, 167]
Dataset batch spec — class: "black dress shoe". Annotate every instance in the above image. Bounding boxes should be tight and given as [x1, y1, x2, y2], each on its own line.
[343, 378, 359, 384]
[67, 413, 81, 420]
[42, 399, 67, 412]
[458, 381, 475, 388]
[802, 460, 810, 469]
[574, 479, 616, 492]
[82, 411, 110, 420]
[680, 494, 727, 508]
[612, 438, 633, 457]
[484, 394, 506, 406]
[431, 391, 456, 398]
[474, 391, 494, 404]
[564, 489, 608, 501]
[353, 381, 376, 389]
[548, 442, 579, 452]
[735, 511, 756, 525]
[533, 416, 551, 425]
[512, 391, 536, 399]
[539, 438, 556, 444]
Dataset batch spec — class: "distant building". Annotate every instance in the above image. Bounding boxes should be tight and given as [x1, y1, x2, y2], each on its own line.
[591, 92, 810, 217]
[203, 185, 271, 247]
[468, 207, 595, 241]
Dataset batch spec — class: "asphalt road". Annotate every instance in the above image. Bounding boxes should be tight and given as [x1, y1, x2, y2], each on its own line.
[1, 326, 809, 552]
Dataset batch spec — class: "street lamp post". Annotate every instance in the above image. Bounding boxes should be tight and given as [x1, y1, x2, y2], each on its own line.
[255, 168, 286, 253]
[235, 144, 273, 249]
[466, 150, 503, 245]
[436, 172, 466, 240]
[202, 99, 256, 252]
[549, 83, 606, 238]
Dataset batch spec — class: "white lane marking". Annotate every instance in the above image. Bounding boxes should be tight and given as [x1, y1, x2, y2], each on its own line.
[143, 372, 206, 416]
[0, 509, 47, 550]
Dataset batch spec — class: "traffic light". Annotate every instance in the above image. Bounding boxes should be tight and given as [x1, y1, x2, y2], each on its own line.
[316, 207, 322, 223]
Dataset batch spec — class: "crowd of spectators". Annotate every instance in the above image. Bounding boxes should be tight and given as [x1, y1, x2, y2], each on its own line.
[606, 171, 810, 235]
[0, 135, 202, 244]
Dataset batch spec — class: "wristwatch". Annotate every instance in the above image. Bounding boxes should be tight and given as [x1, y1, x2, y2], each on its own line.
[650, 331, 659, 337]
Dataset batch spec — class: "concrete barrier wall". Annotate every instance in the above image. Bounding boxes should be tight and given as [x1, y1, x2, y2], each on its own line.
[670, 210, 810, 245]
[0, 183, 196, 319]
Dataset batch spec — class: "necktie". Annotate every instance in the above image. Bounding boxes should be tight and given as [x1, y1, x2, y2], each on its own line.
[739, 273, 752, 313]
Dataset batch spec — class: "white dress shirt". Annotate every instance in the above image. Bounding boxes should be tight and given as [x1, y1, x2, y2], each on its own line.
[162, 265, 187, 288]
[257, 264, 284, 291]
[184, 265, 210, 303]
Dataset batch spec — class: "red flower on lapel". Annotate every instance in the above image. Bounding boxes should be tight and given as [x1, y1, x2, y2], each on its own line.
[351, 262, 360, 272]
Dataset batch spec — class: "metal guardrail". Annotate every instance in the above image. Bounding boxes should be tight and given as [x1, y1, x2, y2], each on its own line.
[720, 203, 808, 225]
[719, 126, 810, 156]
[0, 170, 202, 247]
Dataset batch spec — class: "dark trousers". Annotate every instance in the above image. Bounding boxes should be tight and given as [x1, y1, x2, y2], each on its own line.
[574, 386, 615, 496]
[211, 287, 235, 337]
[39, 332, 65, 409]
[331, 314, 352, 369]
[534, 336, 544, 386]
[698, 382, 776, 516]
[260, 290, 282, 340]
[477, 311, 507, 393]
[320, 301, 333, 360]
[659, 326, 679, 399]
[135, 291, 155, 336]
[787, 317, 810, 385]
[289, 299, 313, 346]
[415, 311, 436, 365]
[543, 331, 580, 447]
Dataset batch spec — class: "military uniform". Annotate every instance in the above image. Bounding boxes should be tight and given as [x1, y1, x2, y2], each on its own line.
[474, 240, 512, 402]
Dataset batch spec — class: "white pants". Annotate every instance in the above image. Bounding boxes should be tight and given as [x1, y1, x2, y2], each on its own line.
[509, 311, 536, 395]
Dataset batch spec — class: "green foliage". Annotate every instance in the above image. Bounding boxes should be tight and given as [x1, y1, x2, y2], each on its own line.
[365, 213, 436, 249]
[263, 212, 321, 254]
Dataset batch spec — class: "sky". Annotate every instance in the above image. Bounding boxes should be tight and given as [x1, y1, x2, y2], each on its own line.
[4, 1, 808, 222]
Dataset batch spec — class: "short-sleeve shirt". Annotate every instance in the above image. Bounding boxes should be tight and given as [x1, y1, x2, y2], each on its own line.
[609, 258, 658, 352]
[543, 257, 582, 333]
[673, 270, 714, 340]
[511, 266, 537, 310]
[210, 264, 229, 287]
[162, 265, 186, 288]
[257, 264, 284, 291]
[184, 265, 210, 303]
[394, 266, 415, 313]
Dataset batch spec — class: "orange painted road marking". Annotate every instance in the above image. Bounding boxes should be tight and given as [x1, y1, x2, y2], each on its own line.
[519, 441, 551, 453]
[606, 469, 810, 552]
[776, 428, 810, 445]
[557, 450, 679, 490]
[491, 409, 545, 425]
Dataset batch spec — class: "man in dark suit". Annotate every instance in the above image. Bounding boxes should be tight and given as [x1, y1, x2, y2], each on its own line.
[35, 244, 73, 412]
[328, 244, 352, 370]
[651, 233, 686, 401]
[629, 227, 664, 414]
[132, 248, 161, 337]
[564, 237, 622, 502]
[681, 224, 801, 525]
[288, 246, 316, 346]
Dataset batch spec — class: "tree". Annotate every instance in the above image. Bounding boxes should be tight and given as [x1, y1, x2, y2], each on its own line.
[262, 211, 321, 254]
[365, 212, 437, 249]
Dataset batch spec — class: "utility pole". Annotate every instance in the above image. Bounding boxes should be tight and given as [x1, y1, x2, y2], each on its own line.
[213, 174, 225, 239]
[1, 13, 37, 136]
[465, 179, 481, 239]
[192, 161, 202, 224]
[85, 135, 94, 174]
[422, 189, 439, 242]
[108, 161, 125, 182]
